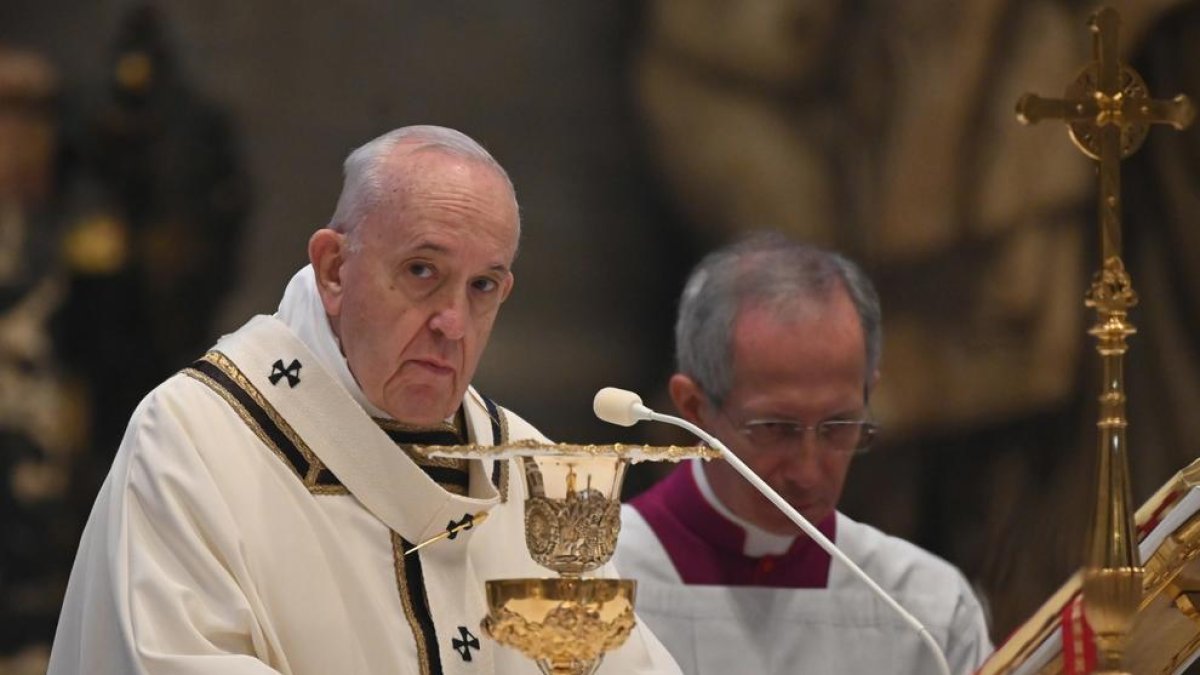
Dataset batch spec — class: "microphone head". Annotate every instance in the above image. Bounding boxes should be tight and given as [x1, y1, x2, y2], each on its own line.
[593, 387, 646, 427]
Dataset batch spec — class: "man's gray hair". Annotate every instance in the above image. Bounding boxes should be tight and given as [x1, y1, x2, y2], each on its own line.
[675, 231, 882, 407]
[327, 125, 518, 249]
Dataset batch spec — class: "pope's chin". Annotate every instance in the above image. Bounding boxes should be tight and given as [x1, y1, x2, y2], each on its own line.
[379, 367, 462, 426]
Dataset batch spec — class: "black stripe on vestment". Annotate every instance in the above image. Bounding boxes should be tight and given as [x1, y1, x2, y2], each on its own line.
[382, 428, 463, 448]
[188, 358, 311, 479]
[400, 536, 443, 675]
[481, 394, 503, 490]
[313, 467, 341, 487]
[378, 418, 467, 493]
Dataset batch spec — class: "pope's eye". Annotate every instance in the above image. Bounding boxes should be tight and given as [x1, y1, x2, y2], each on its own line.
[473, 277, 498, 293]
[408, 263, 434, 279]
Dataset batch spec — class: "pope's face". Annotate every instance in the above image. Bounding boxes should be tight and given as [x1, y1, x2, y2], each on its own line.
[676, 288, 867, 534]
[316, 150, 518, 426]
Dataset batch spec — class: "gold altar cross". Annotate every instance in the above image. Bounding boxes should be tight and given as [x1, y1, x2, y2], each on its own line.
[1014, 6, 1194, 673]
[1016, 6, 1194, 261]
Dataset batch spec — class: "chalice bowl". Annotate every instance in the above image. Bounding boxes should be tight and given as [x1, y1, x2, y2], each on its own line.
[414, 439, 715, 675]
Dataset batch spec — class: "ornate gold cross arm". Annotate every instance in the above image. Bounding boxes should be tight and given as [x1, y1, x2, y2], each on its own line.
[1016, 92, 1194, 128]
[1015, 94, 1098, 125]
[1129, 95, 1196, 129]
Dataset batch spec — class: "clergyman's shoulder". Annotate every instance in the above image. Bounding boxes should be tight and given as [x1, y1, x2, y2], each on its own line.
[837, 512, 966, 586]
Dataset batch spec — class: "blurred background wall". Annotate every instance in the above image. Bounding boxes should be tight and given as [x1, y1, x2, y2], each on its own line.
[1, 0, 1198, 670]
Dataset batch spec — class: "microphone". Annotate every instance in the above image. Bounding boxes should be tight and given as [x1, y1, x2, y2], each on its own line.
[594, 387, 952, 675]
[593, 387, 654, 427]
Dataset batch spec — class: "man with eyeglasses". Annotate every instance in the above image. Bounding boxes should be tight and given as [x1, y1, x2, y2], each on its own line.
[613, 232, 991, 674]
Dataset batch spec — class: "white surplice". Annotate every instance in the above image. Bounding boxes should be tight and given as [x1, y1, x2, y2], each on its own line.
[614, 461, 991, 675]
[48, 267, 680, 675]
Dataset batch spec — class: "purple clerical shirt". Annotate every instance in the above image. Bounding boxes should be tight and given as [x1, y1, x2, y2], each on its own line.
[628, 462, 836, 588]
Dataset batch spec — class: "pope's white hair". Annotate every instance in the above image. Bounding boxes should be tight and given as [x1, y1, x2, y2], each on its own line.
[327, 125, 519, 250]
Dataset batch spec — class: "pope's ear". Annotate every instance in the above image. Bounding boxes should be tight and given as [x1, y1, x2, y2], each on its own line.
[668, 373, 708, 427]
[308, 228, 347, 317]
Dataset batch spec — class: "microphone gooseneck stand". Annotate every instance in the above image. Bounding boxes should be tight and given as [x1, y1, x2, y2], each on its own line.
[593, 388, 952, 675]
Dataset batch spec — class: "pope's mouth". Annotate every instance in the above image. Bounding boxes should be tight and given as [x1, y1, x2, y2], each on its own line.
[407, 359, 455, 376]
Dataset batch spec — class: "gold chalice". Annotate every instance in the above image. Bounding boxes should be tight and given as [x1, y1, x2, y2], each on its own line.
[412, 439, 716, 675]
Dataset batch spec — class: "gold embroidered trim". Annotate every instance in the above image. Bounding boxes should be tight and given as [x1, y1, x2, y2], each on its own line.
[404, 450, 470, 471]
[495, 406, 510, 503]
[499, 461, 510, 503]
[188, 351, 347, 496]
[392, 531, 434, 675]
[204, 352, 316, 463]
[496, 404, 509, 443]
[307, 458, 351, 496]
[308, 483, 351, 496]
[183, 367, 304, 482]
[304, 458, 322, 483]
[375, 415, 462, 437]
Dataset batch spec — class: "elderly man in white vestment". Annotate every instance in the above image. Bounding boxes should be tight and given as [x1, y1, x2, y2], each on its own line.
[48, 126, 681, 675]
[613, 232, 992, 674]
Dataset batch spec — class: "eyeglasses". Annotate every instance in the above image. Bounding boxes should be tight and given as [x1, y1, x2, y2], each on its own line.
[733, 417, 879, 455]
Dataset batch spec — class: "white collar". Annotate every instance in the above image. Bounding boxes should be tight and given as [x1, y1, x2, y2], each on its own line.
[273, 265, 391, 419]
[691, 458, 797, 557]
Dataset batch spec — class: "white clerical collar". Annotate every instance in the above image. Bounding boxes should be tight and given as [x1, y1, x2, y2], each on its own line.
[274, 265, 393, 419]
[691, 458, 797, 557]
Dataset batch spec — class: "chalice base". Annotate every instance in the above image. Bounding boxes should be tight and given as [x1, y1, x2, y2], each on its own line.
[482, 578, 637, 675]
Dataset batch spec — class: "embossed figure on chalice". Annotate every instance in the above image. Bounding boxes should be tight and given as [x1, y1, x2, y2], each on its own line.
[524, 465, 622, 575]
[411, 439, 716, 675]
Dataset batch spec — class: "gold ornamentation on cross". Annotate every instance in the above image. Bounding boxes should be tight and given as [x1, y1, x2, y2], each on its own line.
[1015, 6, 1194, 262]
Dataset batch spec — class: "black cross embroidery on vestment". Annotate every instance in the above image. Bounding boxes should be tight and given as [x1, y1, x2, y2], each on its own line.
[452, 625, 480, 662]
[269, 358, 302, 387]
[446, 513, 476, 540]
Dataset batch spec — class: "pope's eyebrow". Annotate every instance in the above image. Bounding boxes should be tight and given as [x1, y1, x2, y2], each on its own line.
[409, 240, 511, 275]
[411, 241, 449, 255]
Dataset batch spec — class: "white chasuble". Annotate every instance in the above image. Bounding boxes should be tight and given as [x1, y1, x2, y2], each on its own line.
[48, 310, 679, 675]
